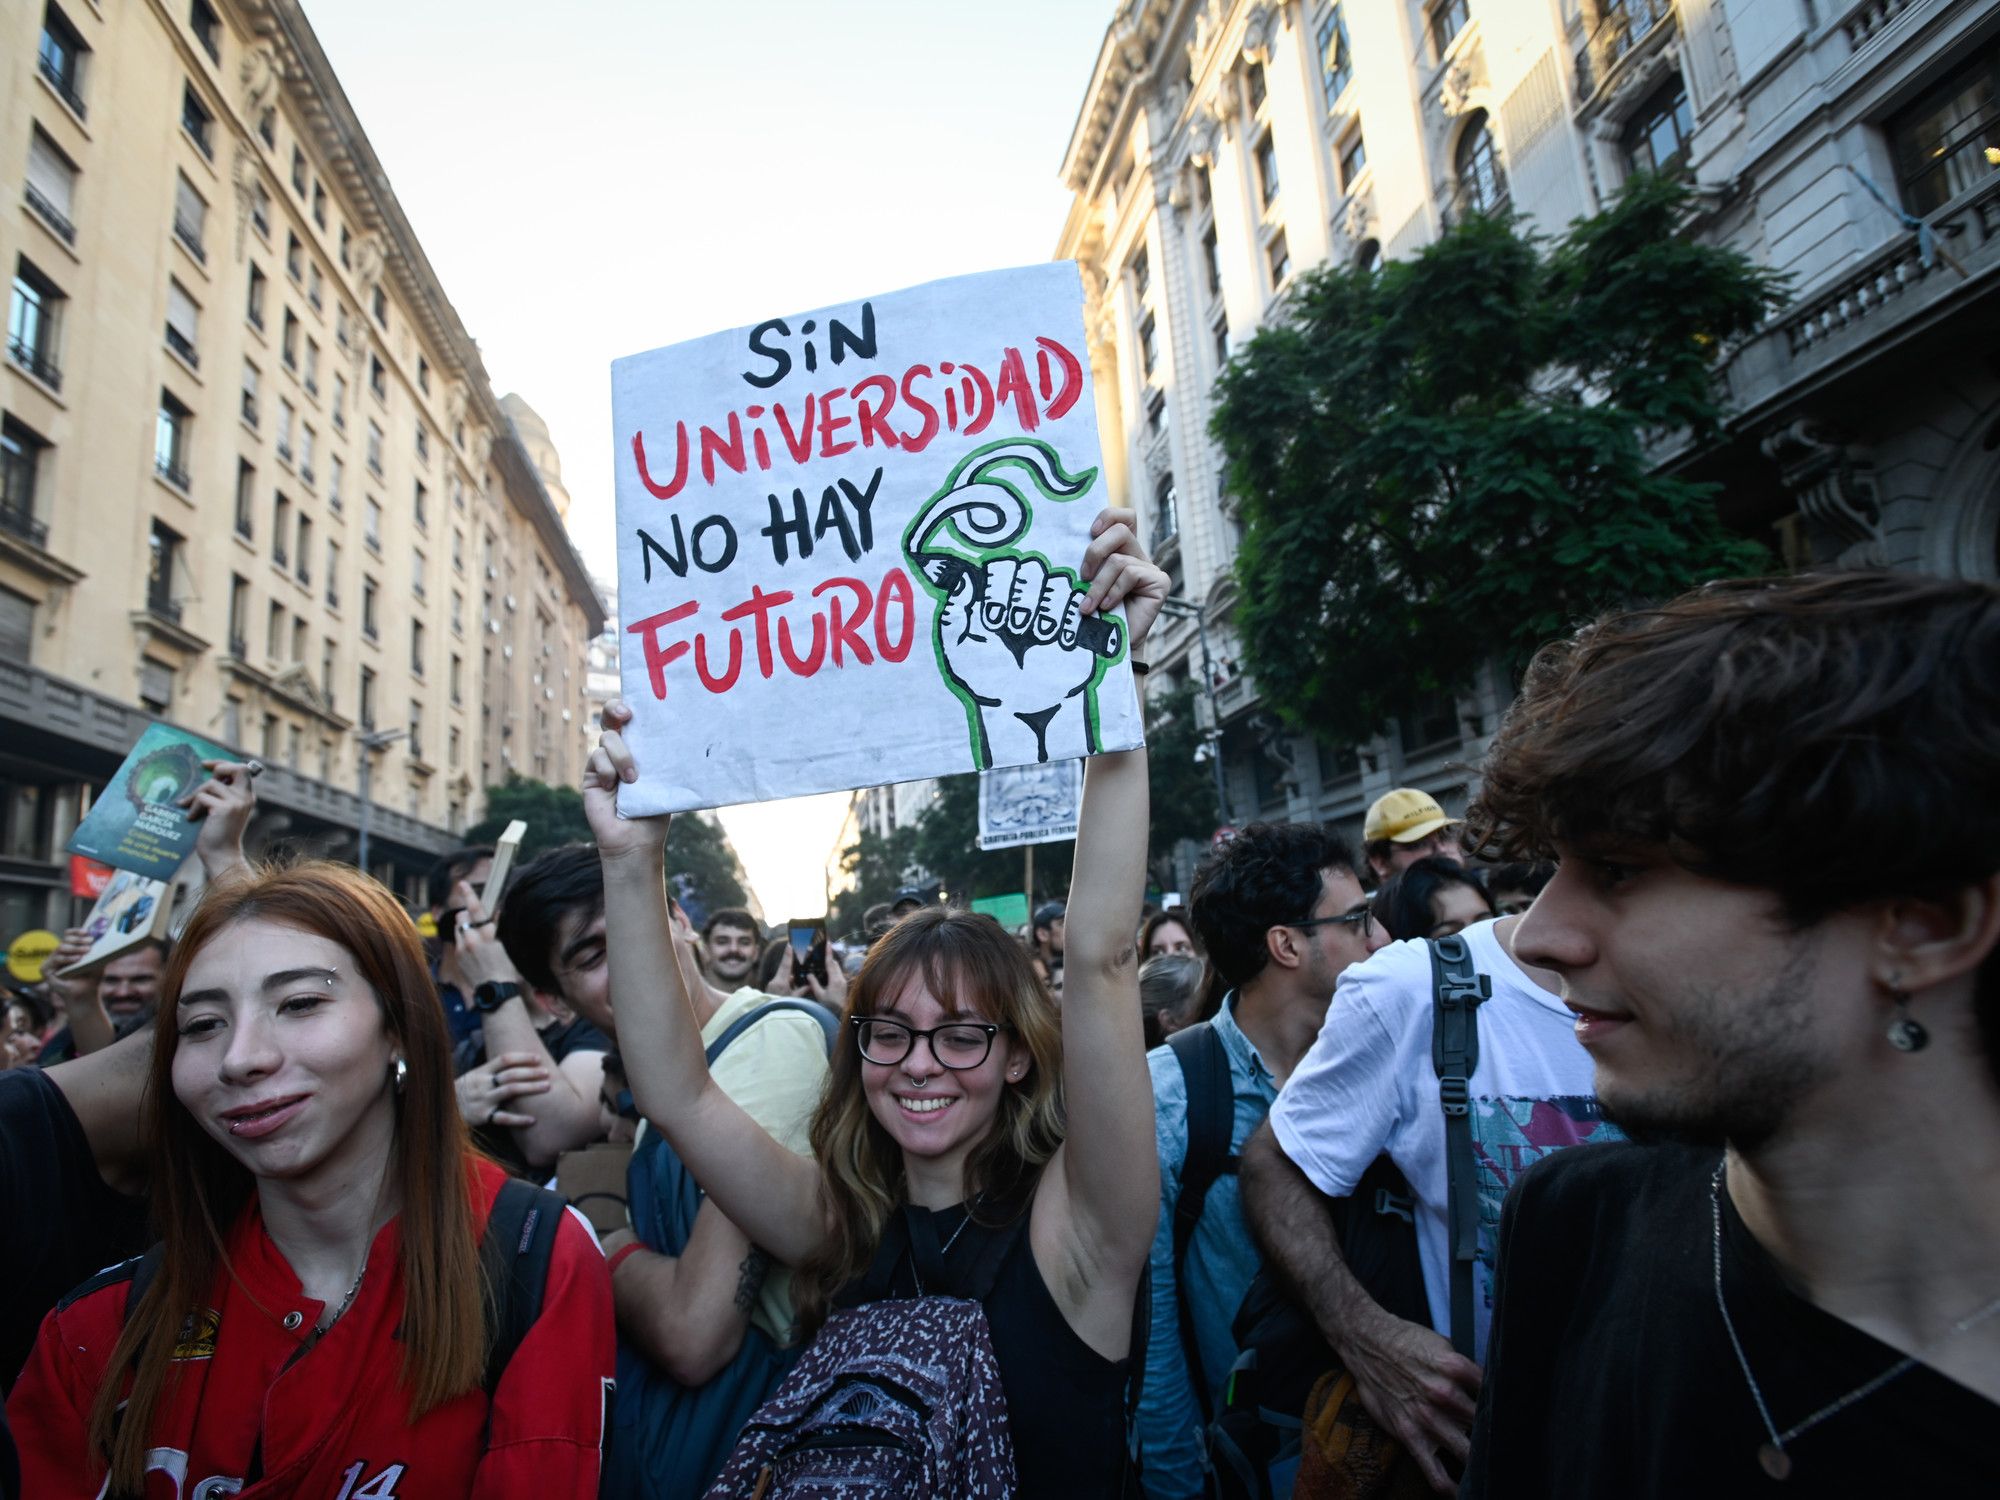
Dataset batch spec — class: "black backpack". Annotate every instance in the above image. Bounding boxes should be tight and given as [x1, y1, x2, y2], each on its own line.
[119, 1176, 565, 1401]
[1171, 936, 1489, 1500]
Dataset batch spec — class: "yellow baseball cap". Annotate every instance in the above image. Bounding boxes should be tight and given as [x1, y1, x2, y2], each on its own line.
[1364, 788, 1461, 844]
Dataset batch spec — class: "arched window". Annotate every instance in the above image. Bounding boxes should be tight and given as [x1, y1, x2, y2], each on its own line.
[1153, 473, 1179, 545]
[1454, 111, 1508, 215]
[1354, 238, 1383, 273]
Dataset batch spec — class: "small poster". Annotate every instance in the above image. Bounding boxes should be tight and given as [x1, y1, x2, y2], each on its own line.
[977, 759, 1084, 851]
[610, 262, 1144, 814]
[66, 722, 232, 879]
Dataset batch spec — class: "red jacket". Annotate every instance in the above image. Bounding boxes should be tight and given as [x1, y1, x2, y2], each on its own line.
[8, 1158, 613, 1498]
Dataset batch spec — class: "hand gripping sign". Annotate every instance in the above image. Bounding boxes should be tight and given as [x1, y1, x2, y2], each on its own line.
[610, 263, 1144, 815]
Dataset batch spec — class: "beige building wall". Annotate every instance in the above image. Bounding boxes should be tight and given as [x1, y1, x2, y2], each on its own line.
[0, 0, 602, 919]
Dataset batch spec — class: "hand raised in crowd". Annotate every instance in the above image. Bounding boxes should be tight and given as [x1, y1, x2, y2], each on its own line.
[582, 699, 670, 862]
[1343, 1308, 1483, 1494]
[178, 759, 260, 879]
[767, 946, 849, 1010]
[42, 926, 109, 1050]
[1080, 504, 1168, 654]
[455, 1051, 551, 1130]
[449, 880, 525, 990]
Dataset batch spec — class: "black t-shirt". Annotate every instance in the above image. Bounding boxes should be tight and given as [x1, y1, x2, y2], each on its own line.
[1463, 1140, 1995, 1498]
[0, 1068, 151, 1392]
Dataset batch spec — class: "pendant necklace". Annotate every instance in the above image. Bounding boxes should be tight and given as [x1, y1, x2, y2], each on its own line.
[316, 1258, 368, 1334]
[911, 1194, 984, 1298]
[1709, 1163, 2000, 1481]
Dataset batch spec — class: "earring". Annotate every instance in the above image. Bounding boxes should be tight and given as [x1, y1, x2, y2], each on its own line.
[1886, 987, 1929, 1053]
[392, 1057, 409, 1092]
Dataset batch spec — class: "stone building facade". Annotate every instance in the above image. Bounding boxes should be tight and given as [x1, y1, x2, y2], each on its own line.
[1, 0, 604, 929]
[1054, 0, 1998, 877]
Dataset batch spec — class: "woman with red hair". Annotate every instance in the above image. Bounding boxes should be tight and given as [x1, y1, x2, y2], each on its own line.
[7, 861, 613, 1498]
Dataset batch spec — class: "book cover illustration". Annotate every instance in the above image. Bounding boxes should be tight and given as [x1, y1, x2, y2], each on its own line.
[66, 722, 235, 880]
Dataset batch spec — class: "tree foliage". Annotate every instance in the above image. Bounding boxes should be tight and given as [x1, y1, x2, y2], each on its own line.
[829, 824, 918, 938]
[469, 774, 748, 913]
[1143, 681, 1219, 882]
[1209, 174, 1784, 746]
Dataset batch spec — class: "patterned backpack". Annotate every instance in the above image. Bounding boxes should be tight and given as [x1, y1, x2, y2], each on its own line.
[703, 1209, 1023, 1499]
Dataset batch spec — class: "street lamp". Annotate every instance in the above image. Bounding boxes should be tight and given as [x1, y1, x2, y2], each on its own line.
[1157, 597, 1232, 828]
[355, 727, 405, 877]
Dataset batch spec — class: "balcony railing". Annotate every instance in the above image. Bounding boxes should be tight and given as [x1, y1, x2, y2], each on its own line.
[235, 513, 253, 540]
[24, 183, 76, 245]
[228, 634, 248, 659]
[0, 496, 49, 549]
[166, 327, 199, 367]
[156, 456, 191, 491]
[1575, 0, 1675, 101]
[7, 335, 61, 392]
[38, 57, 85, 119]
[1441, 178, 1512, 228]
[173, 215, 206, 263]
[145, 592, 183, 624]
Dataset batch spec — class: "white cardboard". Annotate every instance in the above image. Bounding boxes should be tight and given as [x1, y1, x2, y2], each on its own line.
[610, 262, 1144, 814]
[977, 759, 1084, 851]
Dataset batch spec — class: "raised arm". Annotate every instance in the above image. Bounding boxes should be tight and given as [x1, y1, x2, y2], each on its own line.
[1041, 509, 1167, 1295]
[181, 758, 259, 881]
[584, 705, 826, 1267]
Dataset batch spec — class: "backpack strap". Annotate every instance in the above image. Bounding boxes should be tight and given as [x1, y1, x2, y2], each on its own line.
[1167, 1021, 1237, 1421]
[704, 997, 839, 1064]
[1426, 934, 1490, 1361]
[481, 1177, 565, 1397]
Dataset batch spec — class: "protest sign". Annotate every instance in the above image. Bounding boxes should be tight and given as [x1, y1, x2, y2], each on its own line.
[977, 759, 1084, 851]
[610, 262, 1144, 815]
[67, 723, 233, 879]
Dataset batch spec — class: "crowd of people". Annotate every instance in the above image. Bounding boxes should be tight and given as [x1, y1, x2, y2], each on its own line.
[1, 521, 1995, 1499]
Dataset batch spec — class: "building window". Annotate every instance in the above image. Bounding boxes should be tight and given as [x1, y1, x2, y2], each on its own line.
[449, 726, 461, 769]
[296, 513, 311, 583]
[365, 495, 382, 551]
[332, 373, 347, 430]
[1153, 473, 1179, 544]
[321, 638, 336, 701]
[1339, 132, 1368, 192]
[1890, 42, 2000, 215]
[1319, 5, 1353, 105]
[27, 128, 79, 244]
[227, 575, 248, 656]
[251, 184, 271, 239]
[304, 338, 319, 396]
[264, 599, 283, 659]
[325, 538, 340, 607]
[1246, 62, 1267, 113]
[1131, 249, 1149, 300]
[241, 359, 260, 426]
[450, 653, 462, 704]
[173, 174, 207, 262]
[1430, 0, 1472, 58]
[451, 586, 464, 631]
[276, 398, 294, 462]
[299, 425, 315, 485]
[1212, 313, 1229, 369]
[362, 576, 379, 640]
[246, 263, 266, 328]
[1201, 223, 1221, 299]
[372, 285, 388, 329]
[9, 260, 65, 390]
[139, 659, 174, 713]
[1622, 75, 1694, 177]
[312, 181, 327, 229]
[452, 530, 464, 573]
[339, 225, 351, 268]
[147, 520, 184, 621]
[234, 459, 255, 539]
[411, 549, 427, 597]
[411, 619, 426, 676]
[415, 424, 430, 465]
[414, 480, 428, 531]
[366, 421, 384, 477]
[1453, 111, 1508, 216]
[291, 145, 307, 196]
[418, 356, 430, 395]
[1, 416, 50, 544]
[329, 453, 344, 510]
[359, 665, 376, 728]
[286, 232, 303, 283]
[1145, 387, 1169, 442]
[1139, 311, 1158, 376]
[1255, 129, 1281, 207]
[165, 280, 199, 367]
[1356, 237, 1384, 273]
[370, 356, 387, 402]
[271, 493, 290, 567]
[180, 82, 214, 158]
[39, 6, 89, 118]
[1266, 229, 1292, 288]
[258, 108, 274, 148]
[408, 701, 424, 762]
[155, 392, 191, 489]
[282, 309, 299, 370]
[307, 262, 322, 311]
[189, 0, 221, 61]
[0, 584, 32, 665]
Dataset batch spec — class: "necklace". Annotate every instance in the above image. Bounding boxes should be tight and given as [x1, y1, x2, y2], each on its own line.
[911, 1195, 983, 1298]
[315, 1258, 368, 1334]
[1709, 1163, 2000, 1481]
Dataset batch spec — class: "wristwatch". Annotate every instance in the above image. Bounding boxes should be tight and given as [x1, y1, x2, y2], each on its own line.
[472, 980, 522, 1014]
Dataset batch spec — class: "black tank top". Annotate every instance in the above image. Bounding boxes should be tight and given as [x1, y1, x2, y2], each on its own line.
[838, 1197, 1132, 1498]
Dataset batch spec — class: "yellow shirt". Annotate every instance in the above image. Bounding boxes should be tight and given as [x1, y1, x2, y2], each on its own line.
[695, 985, 830, 1346]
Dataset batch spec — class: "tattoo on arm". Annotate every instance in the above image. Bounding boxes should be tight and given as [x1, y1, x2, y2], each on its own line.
[733, 1248, 771, 1313]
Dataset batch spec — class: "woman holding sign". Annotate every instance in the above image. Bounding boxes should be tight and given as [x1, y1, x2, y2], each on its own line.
[588, 507, 1165, 1497]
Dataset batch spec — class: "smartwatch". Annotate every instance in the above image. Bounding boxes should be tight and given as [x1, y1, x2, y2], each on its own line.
[472, 980, 522, 1014]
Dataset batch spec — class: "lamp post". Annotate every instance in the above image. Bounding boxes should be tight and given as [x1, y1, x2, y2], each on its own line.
[355, 727, 405, 878]
[1157, 597, 1231, 828]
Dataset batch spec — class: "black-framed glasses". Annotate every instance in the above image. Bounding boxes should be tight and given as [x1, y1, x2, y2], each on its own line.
[1287, 906, 1375, 940]
[851, 1016, 1008, 1070]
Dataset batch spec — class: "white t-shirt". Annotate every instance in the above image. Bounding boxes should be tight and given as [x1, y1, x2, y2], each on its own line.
[1268, 919, 1620, 1362]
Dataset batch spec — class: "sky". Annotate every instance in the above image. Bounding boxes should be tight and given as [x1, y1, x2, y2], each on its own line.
[304, 0, 1114, 919]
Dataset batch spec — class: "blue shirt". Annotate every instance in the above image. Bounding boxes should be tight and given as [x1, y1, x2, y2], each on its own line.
[1139, 996, 1279, 1499]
